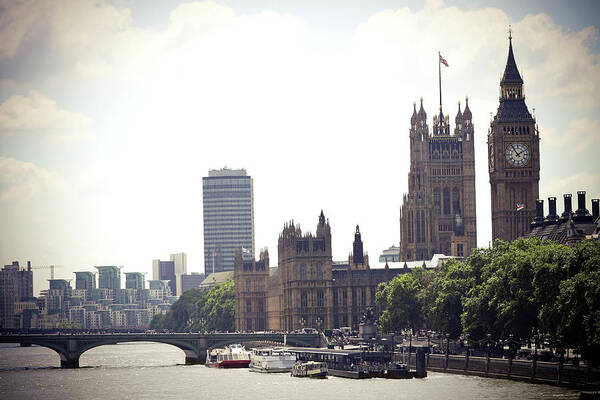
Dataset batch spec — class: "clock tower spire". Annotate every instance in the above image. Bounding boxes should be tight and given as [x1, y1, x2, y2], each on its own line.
[488, 30, 540, 242]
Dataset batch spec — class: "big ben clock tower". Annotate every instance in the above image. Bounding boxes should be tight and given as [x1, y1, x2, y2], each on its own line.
[488, 30, 540, 242]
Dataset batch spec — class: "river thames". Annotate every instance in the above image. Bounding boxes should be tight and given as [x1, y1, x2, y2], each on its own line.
[0, 342, 580, 399]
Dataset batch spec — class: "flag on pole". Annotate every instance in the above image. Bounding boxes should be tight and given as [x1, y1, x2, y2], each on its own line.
[516, 203, 525, 211]
[439, 53, 449, 67]
[241, 247, 251, 254]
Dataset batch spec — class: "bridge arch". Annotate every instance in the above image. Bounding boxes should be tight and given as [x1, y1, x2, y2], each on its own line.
[76, 338, 205, 366]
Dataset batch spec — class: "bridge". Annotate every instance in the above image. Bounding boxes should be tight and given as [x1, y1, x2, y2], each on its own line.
[0, 332, 320, 368]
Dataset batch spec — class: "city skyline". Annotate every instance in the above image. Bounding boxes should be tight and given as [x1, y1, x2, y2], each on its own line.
[1, 1, 599, 295]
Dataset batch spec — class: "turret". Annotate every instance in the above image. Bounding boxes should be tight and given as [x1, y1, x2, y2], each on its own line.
[462, 96, 472, 121]
[352, 225, 364, 265]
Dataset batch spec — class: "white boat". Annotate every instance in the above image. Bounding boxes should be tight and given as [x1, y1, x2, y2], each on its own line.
[206, 344, 251, 368]
[249, 348, 296, 373]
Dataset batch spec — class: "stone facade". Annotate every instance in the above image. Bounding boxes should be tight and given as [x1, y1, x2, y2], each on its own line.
[235, 212, 408, 332]
[399, 97, 477, 261]
[488, 34, 540, 241]
[234, 249, 269, 332]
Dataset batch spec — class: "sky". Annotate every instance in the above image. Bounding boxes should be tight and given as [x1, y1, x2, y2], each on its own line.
[0, 0, 599, 295]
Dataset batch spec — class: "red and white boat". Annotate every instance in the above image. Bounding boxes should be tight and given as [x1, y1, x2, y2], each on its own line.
[206, 344, 251, 368]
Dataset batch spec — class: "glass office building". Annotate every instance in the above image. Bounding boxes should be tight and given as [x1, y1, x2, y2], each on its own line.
[203, 168, 254, 273]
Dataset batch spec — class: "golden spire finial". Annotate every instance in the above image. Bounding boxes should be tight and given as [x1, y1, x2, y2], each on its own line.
[509, 24, 512, 40]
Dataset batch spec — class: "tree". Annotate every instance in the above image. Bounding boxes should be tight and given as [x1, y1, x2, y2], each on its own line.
[149, 280, 235, 332]
[427, 259, 471, 338]
[554, 241, 600, 366]
[376, 270, 425, 333]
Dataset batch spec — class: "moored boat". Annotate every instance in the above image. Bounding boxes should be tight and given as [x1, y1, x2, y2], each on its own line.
[249, 348, 296, 373]
[206, 344, 251, 368]
[291, 361, 327, 379]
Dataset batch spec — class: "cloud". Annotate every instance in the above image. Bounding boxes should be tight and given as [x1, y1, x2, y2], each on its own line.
[0, 156, 66, 202]
[0, 91, 94, 141]
[541, 117, 600, 152]
[542, 171, 600, 202]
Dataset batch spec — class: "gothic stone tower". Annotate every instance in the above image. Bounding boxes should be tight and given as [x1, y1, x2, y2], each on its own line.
[234, 248, 269, 332]
[488, 33, 540, 241]
[400, 98, 477, 260]
[278, 211, 333, 331]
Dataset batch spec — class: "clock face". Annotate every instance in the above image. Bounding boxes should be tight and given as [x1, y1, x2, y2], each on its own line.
[505, 142, 530, 167]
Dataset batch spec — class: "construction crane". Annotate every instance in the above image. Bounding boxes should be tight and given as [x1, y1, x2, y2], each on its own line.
[31, 265, 65, 280]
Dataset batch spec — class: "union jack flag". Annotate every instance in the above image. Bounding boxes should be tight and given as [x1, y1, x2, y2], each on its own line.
[516, 203, 525, 211]
[439, 53, 449, 67]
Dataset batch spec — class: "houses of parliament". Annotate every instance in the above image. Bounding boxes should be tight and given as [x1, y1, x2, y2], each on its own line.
[234, 33, 544, 332]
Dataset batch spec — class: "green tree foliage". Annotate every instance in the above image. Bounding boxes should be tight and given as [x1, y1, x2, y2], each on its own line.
[554, 241, 600, 366]
[376, 269, 426, 333]
[375, 238, 600, 365]
[149, 279, 235, 332]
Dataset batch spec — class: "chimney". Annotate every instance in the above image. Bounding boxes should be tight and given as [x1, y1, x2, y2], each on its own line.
[592, 199, 599, 220]
[561, 194, 572, 219]
[533, 199, 544, 226]
[575, 191, 589, 216]
[546, 197, 558, 223]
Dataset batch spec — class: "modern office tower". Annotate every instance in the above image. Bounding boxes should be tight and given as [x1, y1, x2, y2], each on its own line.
[152, 259, 176, 297]
[0, 261, 33, 328]
[75, 271, 96, 291]
[488, 32, 540, 241]
[181, 273, 205, 293]
[203, 168, 254, 273]
[170, 253, 187, 296]
[124, 272, 145, 290]
[95, 266, 122, 290]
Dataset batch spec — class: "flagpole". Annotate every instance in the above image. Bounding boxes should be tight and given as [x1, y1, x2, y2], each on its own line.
[438, 50, 442, 112]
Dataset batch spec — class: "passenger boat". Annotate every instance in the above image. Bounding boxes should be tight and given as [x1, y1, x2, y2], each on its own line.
[383, 362, 412, 379]
[206, 344, 251, 368]
[291, 361, 327, 378]
[249, 348, 296, 373]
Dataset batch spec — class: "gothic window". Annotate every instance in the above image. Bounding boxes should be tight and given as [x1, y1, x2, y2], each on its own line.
[342, 290, 347, 306]
[415, 211, 421, 243]
[361, 288, 366, 306]
[352, 288, 357, 306]
[420, 210, 426, 243]
[293, 265, 298, 280]
[246, 279, 251, 292]
[452, 188, 460, 214]
[258, 299, 264, 313]
[370, 287, 376, 305]
[333, 290, 338, 306]
[246, 319, 252, 331]
[317, 290, 324, 307]
[300, 264, 307, 281]
[317, 263, 323, 280]
[246, 299, 252, 313]
[301, 291, 308, 309]
[443, 188, 451, 215]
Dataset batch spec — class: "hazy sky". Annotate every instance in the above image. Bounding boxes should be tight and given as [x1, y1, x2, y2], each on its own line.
[1, 0, 599, 294]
